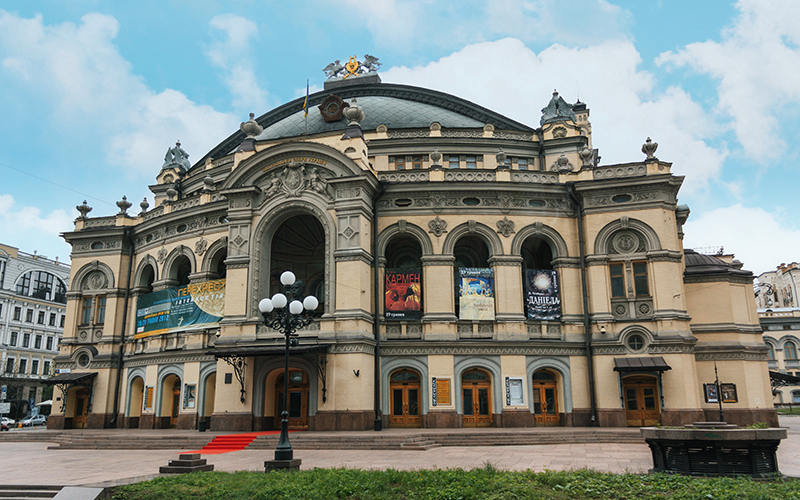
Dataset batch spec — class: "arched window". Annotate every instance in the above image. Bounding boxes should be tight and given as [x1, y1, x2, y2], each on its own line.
[173, 256, 191, 288]
[453, 235, 492, 318]
[785, 341, 798, 361]
[767, 343, 776, 361]
[139, 264, 155, 293]
[271, 214, 325, 315]
[385, 235, 422, 320]
[15, 271, 67, 303]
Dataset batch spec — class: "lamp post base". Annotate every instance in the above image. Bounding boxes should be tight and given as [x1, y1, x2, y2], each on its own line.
[264, 458, 302, 472]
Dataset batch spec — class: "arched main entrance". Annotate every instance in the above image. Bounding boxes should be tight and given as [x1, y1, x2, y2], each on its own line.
[389, 369, 422, 427]
[461, 369, 492, 427]
[532, 370, 559, 426]
[275, 369, 309, 430]
[160, 374, 181, 428]
[622, 375, 660, 426]
[128, 376, 144, 428]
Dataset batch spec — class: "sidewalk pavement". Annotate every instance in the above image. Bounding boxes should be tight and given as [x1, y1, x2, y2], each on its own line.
[1, 415, 798, 488]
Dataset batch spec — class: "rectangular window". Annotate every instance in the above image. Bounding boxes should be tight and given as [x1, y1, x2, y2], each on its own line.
[412, 156, 422, 169]
[31, 359, 39, 375]
[18, 358, 26, 374]
[395, 157, 405, 170]
[43, 361, 51, 376]
[34, 335, 42, 349]
[81, 298, 93, 325]
[785, 342, 798, 361]
[465, 156, 477, 169]
[610, 264, 626, 298]
[13, 307, 21, 321]
[0, 303, 3, 318]
[517, 159, 528, 170]
[37, 311, 45, 324]
[9, 332, 17, 346]
[26, 309, 33, 322]
[4, 358, 13, 374]
[60, 315, 65, 328]
[633, 262, 649, 296]
[28, 388, 36, 401]
[49, 313, 56, 327]
[0, 259, 5, 288]
[46, 336, 53, 351]
[22, 333, 30, 348]
[97, 296, 107, 324]
[448, 156, 459, 169]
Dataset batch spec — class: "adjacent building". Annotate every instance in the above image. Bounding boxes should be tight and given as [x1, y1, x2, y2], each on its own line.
[0, 244, 70, 420]
[756, 263, 800, 309]
[760, 308, 800, 404]
[48, 60, 775, 431]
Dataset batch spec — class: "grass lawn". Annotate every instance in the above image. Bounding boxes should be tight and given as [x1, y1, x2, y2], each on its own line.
[777, 407, 800, 415]
[111, 467, 800, 500]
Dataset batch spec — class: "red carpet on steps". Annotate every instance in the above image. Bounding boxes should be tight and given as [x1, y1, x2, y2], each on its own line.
[187, 430, 301, 455]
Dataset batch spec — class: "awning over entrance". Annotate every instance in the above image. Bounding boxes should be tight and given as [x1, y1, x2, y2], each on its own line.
[613, 357, 671, 373]
[769, 370, 800, 387]
[207, 344, 330, 358]
[41, 372, 97, 384]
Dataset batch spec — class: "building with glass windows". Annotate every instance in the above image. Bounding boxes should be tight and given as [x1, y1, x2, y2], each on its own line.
[47, 63, 775, 431]
[761, 307, 800, 404]
[0, 243, 70, 420]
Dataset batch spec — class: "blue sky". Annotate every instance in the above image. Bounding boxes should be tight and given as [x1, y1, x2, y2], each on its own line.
[0, 1, 798, 276]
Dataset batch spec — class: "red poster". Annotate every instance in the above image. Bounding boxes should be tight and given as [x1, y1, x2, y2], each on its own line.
[385, 269, 421, 321]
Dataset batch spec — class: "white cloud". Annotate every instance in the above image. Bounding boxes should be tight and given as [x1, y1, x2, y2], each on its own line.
[683, 204, 800, 275]
[207, 14, 269, 112]
[656, 0, 800, 160]
[0, 195, 72, 261]
[0, 11, 237, 176]
[383, 38, 725, 192]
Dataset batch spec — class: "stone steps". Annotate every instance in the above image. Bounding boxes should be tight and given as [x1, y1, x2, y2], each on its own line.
[0, 485, 62, 500]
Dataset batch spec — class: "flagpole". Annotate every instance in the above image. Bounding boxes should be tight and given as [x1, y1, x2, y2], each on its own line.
[304, 79, 309, 136]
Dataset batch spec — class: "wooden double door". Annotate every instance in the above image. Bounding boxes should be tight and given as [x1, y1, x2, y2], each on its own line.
[623, 376, 660, 426]
[462, 369, 492, 427]
[532, 370, 559, 426]
[276, 369, 309, 430]
[390, 369, 421, 427]
[73, 389, 89, 429]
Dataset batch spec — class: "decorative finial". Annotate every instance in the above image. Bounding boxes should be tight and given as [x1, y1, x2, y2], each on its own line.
[430, 148, 442, 166]
[76, 200, 92, 219]
[240, 112, 263, 139]
[642, 137, 658, 160]
[116, 195, 132, 216]
[203, 174, 215, 192]
[140, 197, 149, 214]
[343, 98, 365, 126]
[579, 145, 594, 168]
[496, 148, 507, 165]
[166, 187, 178, 202]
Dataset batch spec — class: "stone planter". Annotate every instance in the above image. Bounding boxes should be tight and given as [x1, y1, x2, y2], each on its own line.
[641, 423, 787, 478]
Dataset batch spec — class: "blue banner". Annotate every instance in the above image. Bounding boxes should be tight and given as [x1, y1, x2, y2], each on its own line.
[135, 279, 225, 339]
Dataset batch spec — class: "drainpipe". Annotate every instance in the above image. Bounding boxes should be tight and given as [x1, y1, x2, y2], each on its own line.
[536, 129, 545, 171]
[372, 181, 386, 431]
[566, 182, 598, 426]
[109, 227, 134, 427]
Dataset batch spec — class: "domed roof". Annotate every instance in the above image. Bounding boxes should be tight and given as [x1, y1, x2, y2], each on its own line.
[197, 83, 535, 166]
[684, 249, 752, 278]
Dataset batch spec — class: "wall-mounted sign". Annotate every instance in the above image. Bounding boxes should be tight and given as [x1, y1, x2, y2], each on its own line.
[458, 268, 494, 320]
[385, 268, 421, 321]
[505, 377, 524, 406]
[432, 377, 451, 406]
[703, 383, 719, 403]
[183, 384, 196, 409]
[721, 383, 738, 403]
[143, 386, 154, 411]
[135, 279, 225, 339]
[525, 269, 561, 321]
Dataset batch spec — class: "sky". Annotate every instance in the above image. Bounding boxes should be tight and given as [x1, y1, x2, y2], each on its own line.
[0, 0, 799, 277]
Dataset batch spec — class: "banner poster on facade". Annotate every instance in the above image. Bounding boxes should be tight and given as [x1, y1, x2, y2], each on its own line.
[458, 267, 495, 320]
[135, 279, 226, 339]
[525, 269, 561, 321]
[384, 268, 421, 321]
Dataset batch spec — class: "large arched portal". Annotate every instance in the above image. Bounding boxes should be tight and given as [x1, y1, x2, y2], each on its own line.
[270, 214, 325, 314]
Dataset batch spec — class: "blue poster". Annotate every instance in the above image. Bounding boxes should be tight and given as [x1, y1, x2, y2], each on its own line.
[135, 279, 225, 339]
[458, 268, 494, 320]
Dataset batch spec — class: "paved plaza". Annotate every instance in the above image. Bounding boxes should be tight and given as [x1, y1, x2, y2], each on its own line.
[1, 415, 798, 487]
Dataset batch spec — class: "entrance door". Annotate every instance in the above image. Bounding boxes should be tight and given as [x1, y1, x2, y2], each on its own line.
[390, 369, 422, 427]
[74, 389, 89, 429]
[462, 369, 492, 427]
[276, 370, 309, 430]
[532, 370, 559, 426]
[623, 376, 660, 426]
[170, 379, 181, 428]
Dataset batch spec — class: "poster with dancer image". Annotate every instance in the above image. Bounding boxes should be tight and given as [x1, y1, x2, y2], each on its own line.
[525, 269, 561, 321]
[384, 269, 422, 320]
[458, 268, 495, 320]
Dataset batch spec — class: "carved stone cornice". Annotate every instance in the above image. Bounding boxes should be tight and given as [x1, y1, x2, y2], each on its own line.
[420, 255, 456, 266]
[646, 249, 684, 263]
[552, 257, 581, 269]
[333, 248, 373, 264]
[123, 352, 216, 367]
[683, 274, 755, 285]
[690, 323, 763, 335]
[488, 255, 523, 266]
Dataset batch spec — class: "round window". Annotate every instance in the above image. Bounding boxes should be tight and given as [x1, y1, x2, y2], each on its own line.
[627, 335, 645, 351]
[77, 353, 91, 368]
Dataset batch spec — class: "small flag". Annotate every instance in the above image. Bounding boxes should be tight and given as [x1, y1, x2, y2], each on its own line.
[304, 80, 309, 117]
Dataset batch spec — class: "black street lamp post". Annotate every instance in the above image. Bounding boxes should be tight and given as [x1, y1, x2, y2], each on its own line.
[259, 271, 318, 471]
